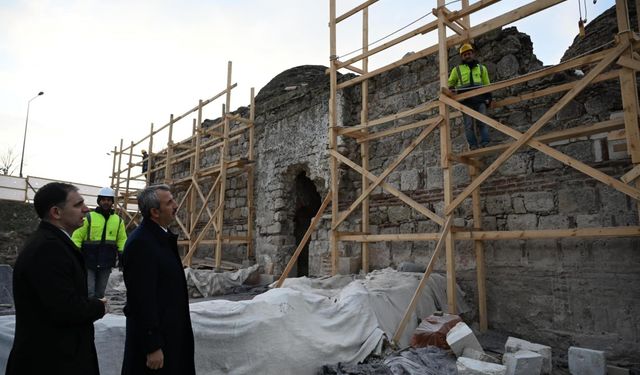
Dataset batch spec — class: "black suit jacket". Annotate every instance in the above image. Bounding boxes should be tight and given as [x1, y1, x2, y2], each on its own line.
[6, 221, 105, 375]
[121, 219, 195, 375]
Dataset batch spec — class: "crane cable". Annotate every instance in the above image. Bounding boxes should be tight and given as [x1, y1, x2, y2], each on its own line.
[578, 0, 589, 37]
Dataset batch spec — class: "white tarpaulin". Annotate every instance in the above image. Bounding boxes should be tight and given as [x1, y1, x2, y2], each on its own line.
[185, 264, 260, 298]
[0, 268, 468, 375]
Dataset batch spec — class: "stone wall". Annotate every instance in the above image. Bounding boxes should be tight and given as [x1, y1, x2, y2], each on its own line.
[252, 66, 333, 275]
[252, 7, 638, 368]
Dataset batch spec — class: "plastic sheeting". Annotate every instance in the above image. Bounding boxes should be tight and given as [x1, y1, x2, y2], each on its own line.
[320, 347, 457, 375]
[0, 268, 468, 375]
[185, 264, 260, 298]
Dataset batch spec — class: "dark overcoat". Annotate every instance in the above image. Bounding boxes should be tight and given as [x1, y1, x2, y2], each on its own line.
[6, 221, 106, 375]
[121, 219, 195, 375]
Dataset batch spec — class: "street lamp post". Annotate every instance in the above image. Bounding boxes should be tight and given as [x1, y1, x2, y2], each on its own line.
[19, 91, 44, 178]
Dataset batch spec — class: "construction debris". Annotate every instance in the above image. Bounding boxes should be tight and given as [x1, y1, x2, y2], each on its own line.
[457, 357, 507, 375]
[385, 347, 457, 374]
[446, 322, 484, 357]
[503, 350, 544, 375]
[410, 312, 462, 349]
[462, 348, 501, 365]
[320, 347, 457, 375]
[184, 264, 260, 298]
[504, 337, 552, 374]
[568, 346, 607, 375]
[0, 268, 470, 374]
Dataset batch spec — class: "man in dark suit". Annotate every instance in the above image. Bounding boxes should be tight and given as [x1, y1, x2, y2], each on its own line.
[6, 182, 107, 375]
[121, 184, 195, 374]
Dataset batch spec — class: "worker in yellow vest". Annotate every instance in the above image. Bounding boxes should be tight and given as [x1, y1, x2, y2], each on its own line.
[72, 187, 127, 298]
[448, 43, 492, 150]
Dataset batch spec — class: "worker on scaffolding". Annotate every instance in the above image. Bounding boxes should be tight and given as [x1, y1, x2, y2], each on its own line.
[141, 149, 149, 174]
[72, 186, 127, 299]
[448, 43, 492, 150]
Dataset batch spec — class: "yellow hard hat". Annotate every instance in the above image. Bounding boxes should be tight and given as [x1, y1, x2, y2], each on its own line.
[459, 43, 474, 54]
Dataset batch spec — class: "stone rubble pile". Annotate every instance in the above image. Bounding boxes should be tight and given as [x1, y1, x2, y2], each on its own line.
[408, 313, 631, 375]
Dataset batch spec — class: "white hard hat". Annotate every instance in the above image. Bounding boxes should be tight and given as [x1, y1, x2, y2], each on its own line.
[98, 187, 115, 198]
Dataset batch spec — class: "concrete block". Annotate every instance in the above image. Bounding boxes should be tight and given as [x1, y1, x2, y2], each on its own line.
[446, 322, 484, 357]
[462, 348, 501, 364]
[568, 347, 606, 375]
[503, 350, 543, 375]
[505, 337, 552, 374]
[457, 357, 507, 375]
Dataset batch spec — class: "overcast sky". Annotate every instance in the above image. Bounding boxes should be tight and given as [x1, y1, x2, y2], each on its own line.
[0, 0, 614, 188]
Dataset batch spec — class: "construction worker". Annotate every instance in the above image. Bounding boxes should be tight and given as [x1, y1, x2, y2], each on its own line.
[141, 149, 149, 173]
[448, 43, 492, 149]
[72, 186, 127, 299]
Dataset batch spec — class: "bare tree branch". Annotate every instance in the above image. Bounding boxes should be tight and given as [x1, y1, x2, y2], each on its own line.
[0, 148, 19, 175]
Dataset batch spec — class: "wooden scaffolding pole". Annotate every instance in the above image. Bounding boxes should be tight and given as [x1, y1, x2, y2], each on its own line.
[164, 114, 175, 184]
[215, 61, 233, 270]
[470, 165, 488, 331]
[445, 41, 630, 215]
[110, 146, 117, 188]
[147, 123, 154, 186]
[115, 138, 124, 209]
[437, 0, 458, 314]
[124, 141, 134, 211]
[616, 0, 640, 222]
[114, 62, 253, 270]
[329, 0, 340, 275]
[188, 118, 198, 253]
[360, 6, 371, 274]
[247, 88, 256, 258]
[333, 122, 440, 229]
[325, 0, 640, 336]
[392, 216, 453, 344]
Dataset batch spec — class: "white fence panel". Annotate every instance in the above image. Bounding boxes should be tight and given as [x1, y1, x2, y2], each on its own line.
[0, 175, 26, 201]
[1, 175, 139, 216]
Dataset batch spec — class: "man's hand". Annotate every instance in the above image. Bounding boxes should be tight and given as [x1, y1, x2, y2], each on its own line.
[146, 349, 164, 370]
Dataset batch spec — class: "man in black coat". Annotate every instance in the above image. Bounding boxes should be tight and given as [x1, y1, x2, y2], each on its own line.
[121, 184, 195, 374]
[6, 182, 107, 375]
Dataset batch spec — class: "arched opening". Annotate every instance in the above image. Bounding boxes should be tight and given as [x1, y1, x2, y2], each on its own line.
[293, 171, 321, 277]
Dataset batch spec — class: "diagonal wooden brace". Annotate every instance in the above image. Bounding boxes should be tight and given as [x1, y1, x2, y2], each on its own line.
[392, 215, 453, 344]
[441, 96, 640, 202]
[331, 150, 444, 226]
[442, 40, 630, 215]
[332, 119, 442, 230]
[276, 192, 332, 288]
